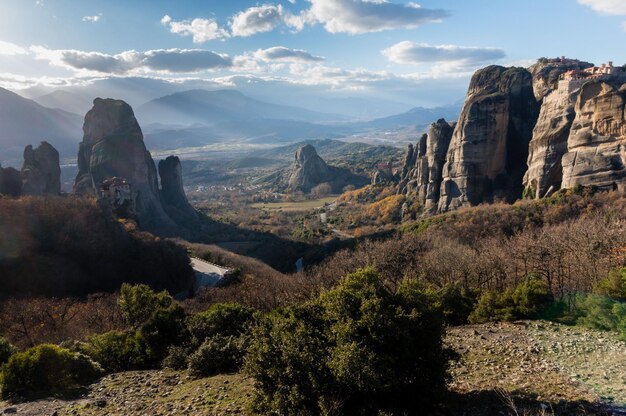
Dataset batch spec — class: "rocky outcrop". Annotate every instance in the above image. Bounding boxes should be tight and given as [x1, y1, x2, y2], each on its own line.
[21, 142, 61, 195]
[523, 86, 577, 199]
[529, 58, 593, 101]
[561, 80, 626, 190]
[159, 156, 197, 223]
[438, 66, 540, 212]
[74, 98, 175, 230]
[0, 165, 22, 196]
[398, 119, 454, 212]
[286, 144, 368, 193]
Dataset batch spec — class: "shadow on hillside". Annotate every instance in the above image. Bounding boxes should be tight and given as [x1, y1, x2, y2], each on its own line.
[442, 390, 613, 416]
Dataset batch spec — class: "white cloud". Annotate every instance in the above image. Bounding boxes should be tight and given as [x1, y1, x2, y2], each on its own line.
[302, 0, 448, 34]
[31, 46, 232, 74]
[82, 14, 102, 23]
[161, 16, 229, 43]
[254, 46, 324, 62]
[578, 0, 626, 15]
[0, 40, 27, 56]
[230, 4, 284, 37]
[382, 42, 505, 65]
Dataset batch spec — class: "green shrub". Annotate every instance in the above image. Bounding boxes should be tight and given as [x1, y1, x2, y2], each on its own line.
[186, 303, 256, 349]
[245, 268, 449, 415]
[83, 331, 146, 373]
[575, 294, 626, 337]
[85, 302, 186, 372]
[118, 283, 173, 328]
[188, 335, 248, 378]
[437, 284, 479, 325]
[163, 345, 188, 370]
[469, 275, 553, 323]
[512, 274, 554, 318]
[135, 304, 187, 367]
[0, 337, 17, 365]
[468, 291, 516, 324]
[595, 268, 626, 301]
[0, 344, 102, 399]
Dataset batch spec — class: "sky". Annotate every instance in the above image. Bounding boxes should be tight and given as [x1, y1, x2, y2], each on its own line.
[0, 0, 624, 107]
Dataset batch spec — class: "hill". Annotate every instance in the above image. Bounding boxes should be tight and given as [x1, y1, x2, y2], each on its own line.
[135, 89, 340, 127]
[0, 88, 82, 163]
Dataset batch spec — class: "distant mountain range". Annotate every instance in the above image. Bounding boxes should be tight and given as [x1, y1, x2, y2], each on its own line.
[0, 83, 460, 164]
[135, 89, 341, 126]
[0, 87, 82, 164]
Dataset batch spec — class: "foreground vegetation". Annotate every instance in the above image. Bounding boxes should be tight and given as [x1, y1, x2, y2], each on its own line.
[1, 189, 625, 414]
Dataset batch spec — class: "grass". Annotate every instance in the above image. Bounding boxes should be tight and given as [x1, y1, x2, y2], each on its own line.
[251, 196, 337, 212]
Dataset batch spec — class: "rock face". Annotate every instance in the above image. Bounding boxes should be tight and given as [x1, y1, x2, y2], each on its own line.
[438, 66, 540, 212]
[0, 165, 22, 196]
[21, 141, 61, 195]
[288, 144, 332, 192]
[159, 156, 197, 222]
[398, 119, 454, 212]
[286, 144, 368, 193]
[74, 98, 175, 230]
[523, 84, 578, 198]
[561, 80, 626, 190]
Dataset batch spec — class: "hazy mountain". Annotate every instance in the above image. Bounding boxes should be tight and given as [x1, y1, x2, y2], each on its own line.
[135, 89, 341, 127]
[0, 87, 82, 164]
[33, 90, 94, 116]
[350, 103, 462, 130]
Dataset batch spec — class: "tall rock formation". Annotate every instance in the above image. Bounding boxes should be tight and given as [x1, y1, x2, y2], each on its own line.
[561, 79, 626, 190]
[21, 142, 61, 195]
[0, 165, 22, 197]
[438, 66, 540, 212]
[286, 144, 368, 193]
[74, 98, 175, 230]
[159, 156, 198, 223]
[398, 119, 454, 212]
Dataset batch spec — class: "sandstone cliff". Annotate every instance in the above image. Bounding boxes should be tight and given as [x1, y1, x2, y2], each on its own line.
[561, 79, 626, 190]
[74, 98, 176, 230]
[398, 119, 454, 212]
[21, 141, 61, 195]
[438, 66, 540, 212]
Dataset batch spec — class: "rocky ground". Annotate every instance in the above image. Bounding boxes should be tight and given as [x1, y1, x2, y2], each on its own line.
[2, 321, 625, 415]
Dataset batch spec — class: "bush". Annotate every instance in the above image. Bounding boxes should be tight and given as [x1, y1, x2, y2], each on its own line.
[118, 284, 173, 328]
[0, 344, 102, 398]
[85, 291, 187, 372]
[468, 291, 516, 324]
[188, 335, 248, 378]
[595, 268, 626, 301]
[511, 274, 554, 318]
[437, 284, 479, 325]
[0, 337, 17, 365]
[135, 304, 187, 367]
[245, 268, 449, 415]
[83, 331, 146, 373]
[575, 294, 626, 339]
[186, 303, 256, 348]
[163, 345, 188, 370]
[469, 275, 553, 323]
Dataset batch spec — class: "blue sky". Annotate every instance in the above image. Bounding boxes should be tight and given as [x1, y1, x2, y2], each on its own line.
[0, 0, 624, 107]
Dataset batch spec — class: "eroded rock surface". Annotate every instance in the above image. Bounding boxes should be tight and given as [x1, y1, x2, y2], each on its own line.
[561, 80, 626, 191]
[438, 66, 539, 212]
[0, 165, 22, 197]
[21, 141, 61, 195]
[159, 156, 197, 223]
